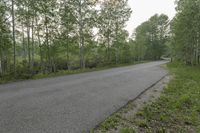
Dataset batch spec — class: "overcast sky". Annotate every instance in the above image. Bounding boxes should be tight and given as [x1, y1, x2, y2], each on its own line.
[126, 0, 176, 35]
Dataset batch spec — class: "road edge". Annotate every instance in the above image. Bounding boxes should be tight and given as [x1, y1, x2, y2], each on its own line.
[92, 73, 171, 133]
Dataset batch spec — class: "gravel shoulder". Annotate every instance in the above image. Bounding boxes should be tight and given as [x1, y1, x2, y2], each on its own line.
[93, 74, 171, 133]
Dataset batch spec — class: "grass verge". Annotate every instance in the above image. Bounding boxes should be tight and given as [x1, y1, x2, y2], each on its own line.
[0, 61, 148, 84]
[93, 62, 200, 133]
[132, 62, 200, 133]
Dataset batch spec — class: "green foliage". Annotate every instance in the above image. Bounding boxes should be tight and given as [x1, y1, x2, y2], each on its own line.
[1, 0, 172, 82]
[120, 128, 136, 133]
[132, 62, 200, 132]
[170, 0, 200, 65]
[133, 14, 170, 60]
[98, 0, 132, 64]
[99, 114, 121, 131]
[136, 119, 148, 128]
[0, 0, 138, 81]
[0, 0, 12, 76]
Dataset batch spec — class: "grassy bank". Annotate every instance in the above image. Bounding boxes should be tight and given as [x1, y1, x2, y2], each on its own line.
[0, 61, 148, 84]
[94, 62, 200, 133]
[131, 62, 200, 132]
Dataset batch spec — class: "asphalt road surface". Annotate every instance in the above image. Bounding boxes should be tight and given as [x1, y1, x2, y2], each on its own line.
[0, 61, 168, 133]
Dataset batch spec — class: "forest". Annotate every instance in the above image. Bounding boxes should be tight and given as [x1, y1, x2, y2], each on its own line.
[0, 0, 199, 81]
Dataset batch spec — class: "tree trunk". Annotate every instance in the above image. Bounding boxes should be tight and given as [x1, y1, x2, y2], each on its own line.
[27, 21, 31, 71]
[0, 37, 3, 75]
[12, 0, 16, 76]
[115, 22, 119, 64]
[79, 1, 85, 69]
[107, 30, 110, 62]
[31, 18, 35, 73]
[36, 17, 44, 73]
[66, 13, 70, 70]
[45, 15, 51, 72]
[197, 32, 199, 64]
[22, 24, 26, 61]
[64, 0, 71, 70]
[80, 28, 85, 69]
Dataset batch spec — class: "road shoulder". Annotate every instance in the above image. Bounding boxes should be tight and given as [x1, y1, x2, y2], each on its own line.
[92, 75, 171, 133]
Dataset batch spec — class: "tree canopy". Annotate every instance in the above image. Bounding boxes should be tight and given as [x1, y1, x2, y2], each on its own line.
[2, 0, 196, 81]
[133, 14, 170, 60]
[170, 0, 200, 65]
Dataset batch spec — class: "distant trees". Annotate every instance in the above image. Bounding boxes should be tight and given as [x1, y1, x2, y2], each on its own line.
[170, 0, 200, 65]
[133, 14, 170, 61]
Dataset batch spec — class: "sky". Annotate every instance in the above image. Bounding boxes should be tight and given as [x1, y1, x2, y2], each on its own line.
[126, 0, 176, 35]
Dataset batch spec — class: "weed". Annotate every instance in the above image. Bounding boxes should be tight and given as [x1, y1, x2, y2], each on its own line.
[121, 128, 136, 133]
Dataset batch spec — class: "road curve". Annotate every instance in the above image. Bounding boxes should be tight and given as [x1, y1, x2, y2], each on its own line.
[0, 61, 168, 133]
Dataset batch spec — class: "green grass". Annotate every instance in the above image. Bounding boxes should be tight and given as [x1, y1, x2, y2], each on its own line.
[99, 114, 122, 131]
[0, 61, 148, 84]
[131, 62, 200, 132]
[121, 128, 136, 133]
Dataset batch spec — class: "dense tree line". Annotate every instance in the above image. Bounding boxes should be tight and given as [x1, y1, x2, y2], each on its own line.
[170, 0, 200, 65]
[0, 0, 171, 80]
[131, 14, 170, 61]
[0, 0, 133, 78]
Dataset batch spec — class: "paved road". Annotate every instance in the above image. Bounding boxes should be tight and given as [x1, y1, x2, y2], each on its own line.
[0, 61, 168, 133]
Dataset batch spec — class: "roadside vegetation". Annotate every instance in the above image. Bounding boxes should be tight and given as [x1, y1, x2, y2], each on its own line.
[132, 62, 200, 132]
[0, 61, 147, 84]
[0, 0, 170, 83]
[93, 62, 200, 133]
